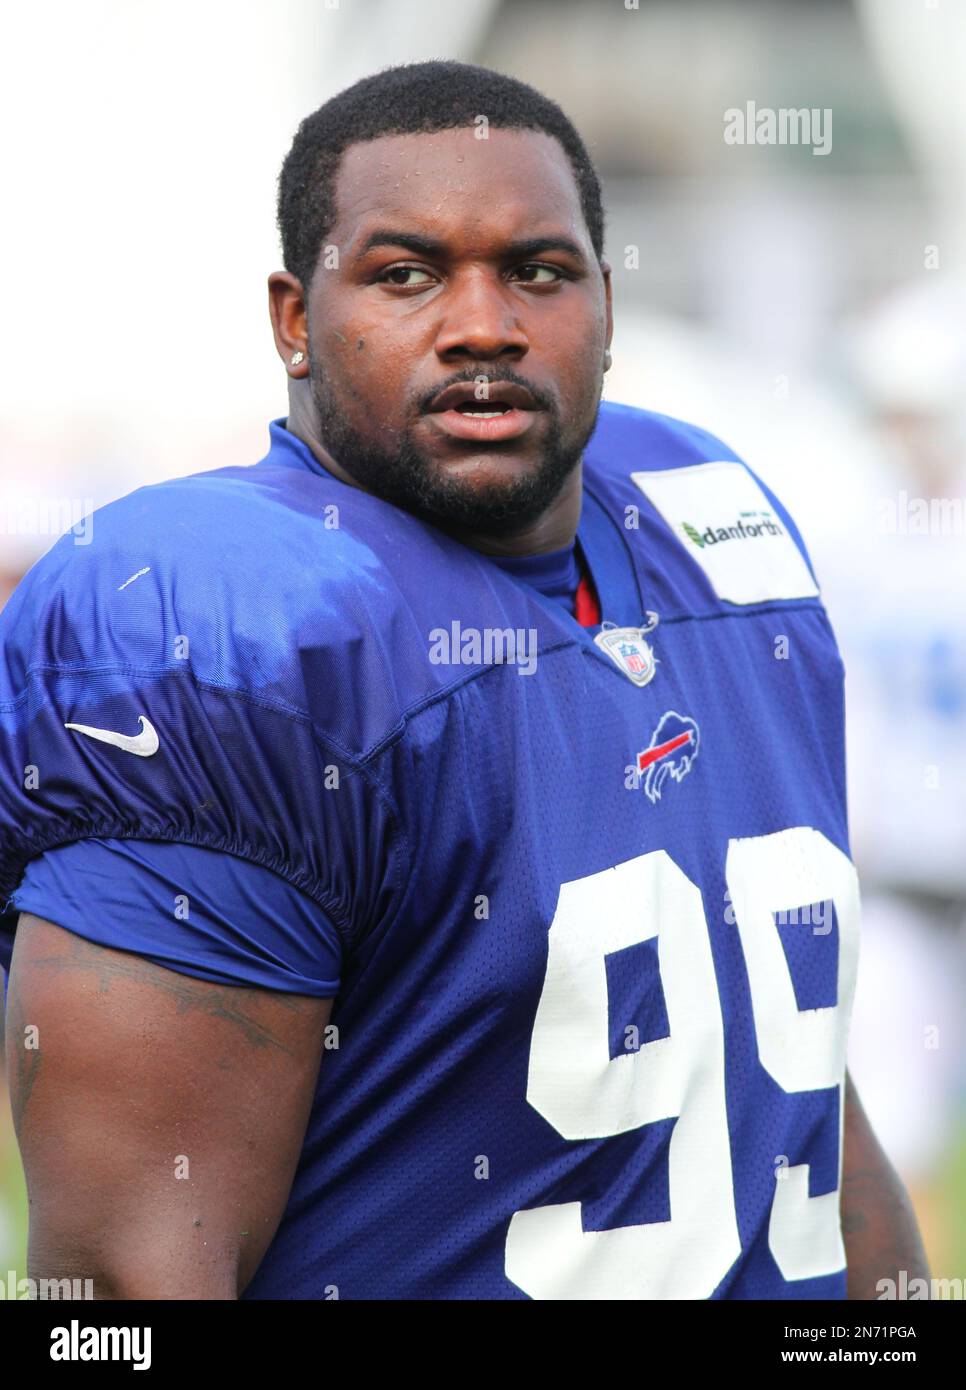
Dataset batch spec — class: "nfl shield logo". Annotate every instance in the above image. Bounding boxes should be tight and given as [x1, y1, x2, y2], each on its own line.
[593, 626, 658, 687]
[622, 643, 647, 675]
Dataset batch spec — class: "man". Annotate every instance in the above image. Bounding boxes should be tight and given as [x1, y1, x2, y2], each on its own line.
[0, 60, 927, 1299]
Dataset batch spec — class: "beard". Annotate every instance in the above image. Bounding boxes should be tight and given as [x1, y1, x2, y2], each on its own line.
[308, 356, 602, 537]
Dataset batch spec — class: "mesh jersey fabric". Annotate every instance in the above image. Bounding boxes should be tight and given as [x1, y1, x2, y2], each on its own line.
[1, 540, 594, 995]
[0, 401, 858, 1299]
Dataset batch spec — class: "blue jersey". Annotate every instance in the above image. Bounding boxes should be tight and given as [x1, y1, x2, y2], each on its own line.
[0, 402, 859, 1299]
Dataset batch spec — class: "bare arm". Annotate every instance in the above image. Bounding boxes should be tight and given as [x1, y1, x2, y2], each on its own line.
[841, 1068, 930, 1299]
[4, 912, 331, 1299]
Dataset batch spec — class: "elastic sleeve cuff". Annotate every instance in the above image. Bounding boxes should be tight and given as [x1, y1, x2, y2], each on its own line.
[3, 836, 343, 997]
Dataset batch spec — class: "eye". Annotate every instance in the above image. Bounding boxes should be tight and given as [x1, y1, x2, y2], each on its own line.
[377, 265, 435, 287]
[511, 263, 567, 285]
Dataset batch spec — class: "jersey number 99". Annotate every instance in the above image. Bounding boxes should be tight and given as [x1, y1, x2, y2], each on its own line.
[505, 827, 860, 1299]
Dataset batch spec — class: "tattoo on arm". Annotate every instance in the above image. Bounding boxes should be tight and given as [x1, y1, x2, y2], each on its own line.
[5, 916, 314, 1142]
[4, 976, 42, 1137]
[25, 926, 305, 1055]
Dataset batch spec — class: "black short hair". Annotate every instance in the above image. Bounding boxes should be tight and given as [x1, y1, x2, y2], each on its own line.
[276, 59, 605, 293]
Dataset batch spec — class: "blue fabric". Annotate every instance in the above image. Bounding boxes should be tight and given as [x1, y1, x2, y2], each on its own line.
[0, 401, 853, 1300]
[0, 542, 582, 998]
[484, 543, 579, 612]
[5, 836, 341, 995]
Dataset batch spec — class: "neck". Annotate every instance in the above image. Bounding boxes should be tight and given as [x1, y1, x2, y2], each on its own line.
[283, 385, 583, 558]
[441, 467, 583, 556]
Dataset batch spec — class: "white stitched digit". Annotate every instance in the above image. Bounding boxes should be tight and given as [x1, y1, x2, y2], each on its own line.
[725, 828, 861, 1281]
[505, 851, 740, 1299]
[506, 829, 861, 1299]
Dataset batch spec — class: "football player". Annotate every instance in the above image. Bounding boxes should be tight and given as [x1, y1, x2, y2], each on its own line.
[0, 60, 928, 1299]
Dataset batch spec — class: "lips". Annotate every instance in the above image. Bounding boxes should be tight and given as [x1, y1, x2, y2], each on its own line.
[426, 407, 539, 443]
[423, 380, 542, 443]
[426, 381, 539, 414]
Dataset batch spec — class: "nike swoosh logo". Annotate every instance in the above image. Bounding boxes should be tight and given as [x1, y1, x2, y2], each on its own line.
[64, 715, 160, 757]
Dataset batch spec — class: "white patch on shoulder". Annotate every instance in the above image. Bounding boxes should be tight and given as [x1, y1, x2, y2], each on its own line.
[630, 461, 819, 604]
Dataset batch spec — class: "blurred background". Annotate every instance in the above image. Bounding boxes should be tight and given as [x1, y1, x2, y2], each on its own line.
[2, 0, 964, 1290]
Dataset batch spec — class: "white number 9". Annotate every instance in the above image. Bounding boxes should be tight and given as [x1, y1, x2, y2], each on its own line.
[505, 827, 860, 1299]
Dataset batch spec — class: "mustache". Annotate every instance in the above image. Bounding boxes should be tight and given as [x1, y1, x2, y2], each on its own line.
[415, 368, 554, 415]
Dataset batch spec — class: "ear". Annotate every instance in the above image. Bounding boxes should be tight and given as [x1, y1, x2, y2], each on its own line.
[600, 257, 614, 357]
[267, 270, 310, 378]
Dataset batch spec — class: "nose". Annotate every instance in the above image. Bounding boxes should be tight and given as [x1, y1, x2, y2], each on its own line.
[433, 270, 529, 363]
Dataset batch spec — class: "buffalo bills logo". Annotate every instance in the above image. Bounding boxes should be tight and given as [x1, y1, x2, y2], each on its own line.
[637, 711, 700, 803]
